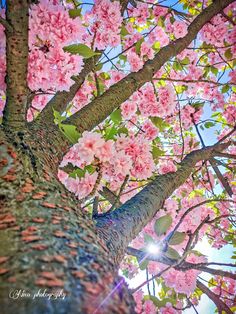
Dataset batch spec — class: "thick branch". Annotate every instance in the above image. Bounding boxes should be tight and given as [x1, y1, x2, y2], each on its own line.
[0, 16, 13, 32]
[65, 0, 234, 132]
[95, 141, 232, 262]
[38, 0, 129, 126]
[126, 247, 236, 280]
[196, 280, 234, 314]
[2, 0, 29, 130]
[37, 57, 99, 125]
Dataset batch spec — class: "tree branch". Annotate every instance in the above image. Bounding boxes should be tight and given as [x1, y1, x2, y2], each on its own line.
[215, 152, 236, 160]
[37, 57, 99, 125]
[0, 15, 13, 32]
[196, 280, 234, 314]
[126, 247, 236, 280]
[95, 141, 233, 262]
[38, 0, 130, 126]
[64, 0, 234, 133]
[2, 0, 29, 130]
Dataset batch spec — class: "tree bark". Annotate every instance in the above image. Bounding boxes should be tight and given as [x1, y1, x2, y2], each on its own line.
[0, 128, 135, 314]
[95, 141, 232, 264]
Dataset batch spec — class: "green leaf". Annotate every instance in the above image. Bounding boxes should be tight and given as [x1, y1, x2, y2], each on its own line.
[84, 165, 96, 174]
[221, 84, 230, 94]
[144, 295, 173, 307]
[192, 102, 204, 110]
[105, 125, 117, 140]
[121, 25, 130, 36]
[69, 8, 82, 18]
[150, 117, 169, 132]
[60, 124, 81, 144]
[204, 121, 215, 129]
[135, 38, 144, 55]
[144, 233, 155, 244]
[117, 126, 129, 135]
[63, 44, 100, 59]
[165, 247, 180, 260]
[152, 146, 165, 162]
[69, 167, 86, 178]
[225, 48, 232, 60]
[169, 232, 186, 245]
[154, 214, 172, 237]
[210, 66, 218, 76]
[95, 63, 103, 71]
[110, 108, 122, 124]
[212, 112, 220, 117]
[139, 259, 149, 270]
[53, 109, 66, 124]
[181, 57, 190, 65]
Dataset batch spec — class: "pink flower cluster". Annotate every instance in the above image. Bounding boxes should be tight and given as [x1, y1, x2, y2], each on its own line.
[137, 83, 176, 117]
[133, 290, 156, 314]
[213, 276, 236, 307]
[28, 0, 85, 92]
[127, 50, 144, 72]
[201, 15, 228, 46]
[163, 254, 207, 295]
[59, 170, 98, 200]
[158, 160, 177, 174]
[180, 104, 203, 129]
[223, 105, 236, 125]
[60, 131, 156, 199]
[129, 3, 150, 24]
[160, 302, 178, 314]
[86, 0, 122, 50]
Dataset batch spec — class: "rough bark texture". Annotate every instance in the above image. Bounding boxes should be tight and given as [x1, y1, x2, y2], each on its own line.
[3, 0, 29, 130]
[0, 129, 135, 314]
[95, 142, 231, 264]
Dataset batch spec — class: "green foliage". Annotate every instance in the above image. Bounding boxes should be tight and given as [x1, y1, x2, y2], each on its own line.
[110, 108, 122, 124]
[204, 121, 215, 129]
[63, 44, 100, 59]
[135, 38, 144, 55]
[68, 8, 82, 18]
[139, 259, 149, 270]
[154, 214, 172, 236]
[150, 117, 169, 132]
[152, 146, 165, 163]
[69, 165, 96, 179]
[165, 247, 181, 260]
[169, 232, 186, 245]
[121, 25, 130, 37]
[53, 109, 80, 143]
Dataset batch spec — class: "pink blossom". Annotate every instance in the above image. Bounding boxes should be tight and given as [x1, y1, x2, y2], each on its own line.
[112, 152, 133, 176]
[142, 300, 156, 314]
[173, 21, 188, 39]
[121, 101, 137, 119]
[77, 131, 105, 164]
[142, 120, 159, 140]
[160, 302, 177, 314]
[96, 140, 114, 162]
[127, 51, 143, 72]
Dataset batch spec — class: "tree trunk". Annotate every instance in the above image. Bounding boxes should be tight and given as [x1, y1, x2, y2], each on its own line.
[0, 128, 135, 314]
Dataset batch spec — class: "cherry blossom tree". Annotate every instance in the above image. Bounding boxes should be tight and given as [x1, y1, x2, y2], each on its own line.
[0, 0, 235, 313]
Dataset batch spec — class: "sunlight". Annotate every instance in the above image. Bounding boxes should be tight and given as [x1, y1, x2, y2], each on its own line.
[146, 243, 160, 255]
